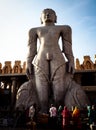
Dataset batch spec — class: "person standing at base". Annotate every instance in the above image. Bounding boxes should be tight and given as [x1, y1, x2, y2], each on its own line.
[29, 105, 35, 121]
[62, 106, 71, 129]
[72, 106, 82, 130]
[28, 104, 36, 130]
[57, 105, 63, 129]
[88, 105, 96, 130]
[49, 104, 57, 128]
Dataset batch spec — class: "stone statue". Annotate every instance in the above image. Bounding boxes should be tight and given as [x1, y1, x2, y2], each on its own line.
[16, 8, 90, 113]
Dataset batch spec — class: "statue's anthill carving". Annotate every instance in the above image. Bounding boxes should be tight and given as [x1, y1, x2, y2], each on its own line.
[16, 8, 90, 113]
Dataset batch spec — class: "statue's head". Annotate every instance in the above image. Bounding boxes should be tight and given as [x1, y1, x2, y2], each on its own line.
[40, 8, 57, 24]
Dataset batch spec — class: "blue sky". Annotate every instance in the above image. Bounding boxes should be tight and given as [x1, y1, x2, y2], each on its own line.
[0, 0, 96, 66]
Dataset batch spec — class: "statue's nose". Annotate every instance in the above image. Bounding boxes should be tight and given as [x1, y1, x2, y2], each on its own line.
[46, 13, 50, 17]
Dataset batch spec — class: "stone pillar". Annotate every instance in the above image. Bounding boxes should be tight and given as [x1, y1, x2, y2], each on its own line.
[74, 73, 82, 85]
[94, 73, 96, 85]
[11, 77, 18, 108]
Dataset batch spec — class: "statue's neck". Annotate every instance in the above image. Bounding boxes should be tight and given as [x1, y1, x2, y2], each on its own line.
[43, 22, 55, 26]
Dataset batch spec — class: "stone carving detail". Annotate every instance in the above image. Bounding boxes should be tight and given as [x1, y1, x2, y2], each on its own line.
[76, 59, 81, 70]
[12, 60, 22, 73]
[0, 63, 2, 74]
[0, 61, 26, 74]
[22, 62, 26, 73]
[83, 56, 94, 69]
[2, 61, 12, 74]
[76, 56, 95, 70]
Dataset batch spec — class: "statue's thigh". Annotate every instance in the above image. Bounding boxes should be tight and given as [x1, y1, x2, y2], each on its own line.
[35, 67, 49, 95]
[52, 65, 66, 97]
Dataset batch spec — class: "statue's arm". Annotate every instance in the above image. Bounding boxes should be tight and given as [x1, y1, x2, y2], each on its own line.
[26, 28, 37, 78]
[62, 25, 75, 74]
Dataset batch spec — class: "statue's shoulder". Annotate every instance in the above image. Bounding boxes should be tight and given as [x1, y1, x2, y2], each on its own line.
[29, 26, 43, 34]
[62, 25, 72, 31]
[29, 27, 38, 33]
[56, 25, 72, 33]
[56, 25, 72, 35]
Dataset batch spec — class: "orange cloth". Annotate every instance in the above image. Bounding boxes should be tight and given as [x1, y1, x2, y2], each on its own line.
[72, 107, 80, 118]
[72, 107, 81, 129]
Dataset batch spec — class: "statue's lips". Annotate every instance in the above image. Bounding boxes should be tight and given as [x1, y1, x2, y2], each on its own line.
[45, 18, 52, 22]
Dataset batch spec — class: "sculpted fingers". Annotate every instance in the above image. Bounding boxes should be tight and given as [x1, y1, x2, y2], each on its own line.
[68, 62, 75, 74]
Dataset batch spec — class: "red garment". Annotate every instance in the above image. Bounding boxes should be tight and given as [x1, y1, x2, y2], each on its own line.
[62, 106, 71, 127]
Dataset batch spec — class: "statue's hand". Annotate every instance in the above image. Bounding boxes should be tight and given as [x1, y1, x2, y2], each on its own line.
[67, 61, 75, 74]
[26, 63, 34, 79]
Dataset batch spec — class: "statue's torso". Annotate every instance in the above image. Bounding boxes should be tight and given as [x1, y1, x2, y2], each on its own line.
[33, 25, 66, 77]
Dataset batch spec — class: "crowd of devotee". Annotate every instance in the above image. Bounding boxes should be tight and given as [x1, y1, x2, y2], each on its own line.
[12, 104, 96, 130]
[48, 104, 96, 130]
[48, 104, 82, 130]
[1, 103, 96, 130]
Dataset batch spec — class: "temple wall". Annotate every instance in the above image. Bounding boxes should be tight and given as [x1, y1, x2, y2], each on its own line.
[0, 60, 26, 74]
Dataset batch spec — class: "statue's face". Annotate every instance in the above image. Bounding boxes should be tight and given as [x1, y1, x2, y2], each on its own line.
[41, 9, 56, 24]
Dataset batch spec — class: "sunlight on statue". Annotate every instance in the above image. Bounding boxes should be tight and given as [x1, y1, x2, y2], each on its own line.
[16, 8, 90, 113]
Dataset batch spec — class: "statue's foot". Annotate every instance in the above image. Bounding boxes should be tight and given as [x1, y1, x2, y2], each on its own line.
[39, 108, 48, 114]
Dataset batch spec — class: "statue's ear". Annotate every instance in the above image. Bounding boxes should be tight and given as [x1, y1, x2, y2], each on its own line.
[55, 15, 57, 23]
[40, 17, 43, 24]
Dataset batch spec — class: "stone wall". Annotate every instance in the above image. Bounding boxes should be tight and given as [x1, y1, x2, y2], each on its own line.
[76, 55, 96, 70]
[0, 60, 26, 74]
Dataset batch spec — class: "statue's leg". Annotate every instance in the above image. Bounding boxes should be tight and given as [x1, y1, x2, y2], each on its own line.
[52, 65, 66, 107]
[34, 67, 49, 113]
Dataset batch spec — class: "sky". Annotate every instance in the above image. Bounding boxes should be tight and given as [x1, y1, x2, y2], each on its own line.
[0, 0, 96, 67]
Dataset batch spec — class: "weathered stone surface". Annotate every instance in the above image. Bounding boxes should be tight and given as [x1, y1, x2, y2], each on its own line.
[12, 60, 22, 73]
[2, 61, 12, 74]
[16, 79, 39, 110]
[76, 56, 95, 70]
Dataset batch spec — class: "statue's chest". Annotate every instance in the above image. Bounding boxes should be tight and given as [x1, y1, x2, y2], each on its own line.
[37, 27, 60, 38]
